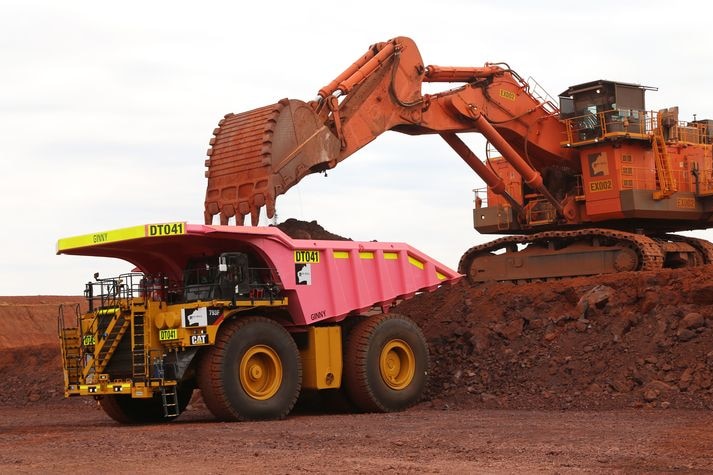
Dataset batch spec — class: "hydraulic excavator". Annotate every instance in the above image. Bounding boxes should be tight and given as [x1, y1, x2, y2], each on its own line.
[204, 36, 713, 282]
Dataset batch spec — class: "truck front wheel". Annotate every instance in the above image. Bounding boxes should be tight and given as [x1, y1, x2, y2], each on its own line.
[344, 314, 429, 412]
[198, 316, 301, 421]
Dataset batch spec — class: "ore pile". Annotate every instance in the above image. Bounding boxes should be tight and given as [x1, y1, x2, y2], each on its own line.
[275, 218, 351, 241]
[396, 266, 713, 410]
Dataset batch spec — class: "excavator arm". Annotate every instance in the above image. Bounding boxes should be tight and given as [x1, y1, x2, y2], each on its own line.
[204, 36, 577, 226]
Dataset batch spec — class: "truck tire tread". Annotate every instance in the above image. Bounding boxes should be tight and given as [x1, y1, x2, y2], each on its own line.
[197, 316, 301, 421]
[344, 314, 428, 413]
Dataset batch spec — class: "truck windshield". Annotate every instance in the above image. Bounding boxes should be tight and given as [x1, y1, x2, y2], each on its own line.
[183, 257, 220, 302]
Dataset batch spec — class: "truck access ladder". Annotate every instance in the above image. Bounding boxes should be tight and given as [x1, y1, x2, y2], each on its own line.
[160, 385, 180, 417]
[131, 312, 147, 381]
[58, 304, 82, 387]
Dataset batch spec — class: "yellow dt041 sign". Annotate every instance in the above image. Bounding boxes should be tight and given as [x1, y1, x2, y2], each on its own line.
[294, 250, 320, 263]
[147, 222, 185, 237]
[159, 329, 178, 341]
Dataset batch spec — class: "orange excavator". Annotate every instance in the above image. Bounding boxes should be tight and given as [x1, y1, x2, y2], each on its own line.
[203, 36, 713, 282]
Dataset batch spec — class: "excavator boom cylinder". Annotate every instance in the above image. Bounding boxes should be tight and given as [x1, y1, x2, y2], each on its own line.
[425, 65, 503, 83]
[317, 41, 390, 99]
[470, 111, 563, 215]
[335, 42, 395, 96]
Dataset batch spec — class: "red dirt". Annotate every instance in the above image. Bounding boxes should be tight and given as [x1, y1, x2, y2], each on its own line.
[2, 220, 713, 470]
[2, 404, 712, 472]
[399, 265, 713, 411]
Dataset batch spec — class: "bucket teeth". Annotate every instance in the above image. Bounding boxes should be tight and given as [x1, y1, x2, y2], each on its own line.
[204, 99, 340, 226]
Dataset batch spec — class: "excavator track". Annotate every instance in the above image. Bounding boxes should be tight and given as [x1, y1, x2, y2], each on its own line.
[660, 234, 713, 265]
[458, 228, 670, 283]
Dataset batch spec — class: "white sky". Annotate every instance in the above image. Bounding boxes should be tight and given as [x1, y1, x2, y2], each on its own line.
[2, 0, 713, 295]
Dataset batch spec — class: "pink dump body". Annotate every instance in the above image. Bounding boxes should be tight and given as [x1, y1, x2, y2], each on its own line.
[57, 223, 461, 325]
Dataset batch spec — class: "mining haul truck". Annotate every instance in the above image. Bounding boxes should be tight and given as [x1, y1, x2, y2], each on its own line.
[57, 222, 459, 423]
[203, 36, 713, 282]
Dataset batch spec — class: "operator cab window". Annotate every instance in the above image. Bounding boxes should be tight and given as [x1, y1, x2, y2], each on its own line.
[183, 257, 219, 302]
[181, 251, 280, 303]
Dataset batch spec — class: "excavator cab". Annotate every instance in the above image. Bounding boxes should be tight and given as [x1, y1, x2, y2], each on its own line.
[559, 80, 651, 145]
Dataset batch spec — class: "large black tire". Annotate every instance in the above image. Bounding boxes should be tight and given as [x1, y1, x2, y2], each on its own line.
[344, 314, 429, 412]
[197, 316, 301, 421]
[99, 384, 194, 424]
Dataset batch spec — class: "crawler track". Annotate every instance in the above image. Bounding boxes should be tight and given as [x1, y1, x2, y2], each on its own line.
[661, 234, 713, 264]
[458, 228, 675, 283]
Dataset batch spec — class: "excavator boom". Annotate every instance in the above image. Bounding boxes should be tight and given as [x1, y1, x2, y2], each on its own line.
[204, 36, 573, 226]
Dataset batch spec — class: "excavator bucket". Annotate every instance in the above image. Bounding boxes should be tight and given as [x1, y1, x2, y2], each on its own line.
[204, 98, 340, 226]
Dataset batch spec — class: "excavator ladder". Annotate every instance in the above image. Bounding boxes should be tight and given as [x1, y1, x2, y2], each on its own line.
[652, 114, 677, 200]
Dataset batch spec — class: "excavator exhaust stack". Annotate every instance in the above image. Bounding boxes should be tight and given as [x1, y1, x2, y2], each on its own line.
[204, 98, 340, 226]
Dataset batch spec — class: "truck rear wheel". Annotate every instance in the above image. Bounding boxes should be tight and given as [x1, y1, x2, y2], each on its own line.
[99, 384, 194, 424]
[197, 316, 301, 421]
[344, 314, 429, 412]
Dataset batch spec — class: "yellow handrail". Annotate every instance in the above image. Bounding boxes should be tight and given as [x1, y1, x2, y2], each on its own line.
[652, 114, 677, 200]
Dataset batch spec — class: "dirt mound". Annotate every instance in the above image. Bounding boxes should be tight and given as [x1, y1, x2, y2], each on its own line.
[0, 345, 63, 405]
[0, 296, 85, 349]
[275, 218, 351, 241]
[0, 296, 83, 406]
[396, 266, 713, 410]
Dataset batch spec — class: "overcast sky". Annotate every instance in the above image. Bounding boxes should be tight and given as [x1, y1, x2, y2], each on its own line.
[2, 0, 713, 295]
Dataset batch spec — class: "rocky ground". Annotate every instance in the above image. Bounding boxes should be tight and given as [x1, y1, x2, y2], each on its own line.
[399, 266, 713, 411]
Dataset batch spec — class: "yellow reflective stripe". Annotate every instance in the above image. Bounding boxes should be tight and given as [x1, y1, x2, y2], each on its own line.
[436, 272, 446, 280]
[408, 256, 424, 270]
[57, 222, 186, 252]
[335, 251, 401, 260]
[58, 225, 146, 251]
[96, 307, 119, 316]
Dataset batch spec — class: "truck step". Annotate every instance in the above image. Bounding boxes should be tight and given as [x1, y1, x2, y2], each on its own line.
[160, 385, 180, 418]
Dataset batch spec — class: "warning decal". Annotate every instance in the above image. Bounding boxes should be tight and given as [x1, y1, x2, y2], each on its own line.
[295, 264, 312, 285]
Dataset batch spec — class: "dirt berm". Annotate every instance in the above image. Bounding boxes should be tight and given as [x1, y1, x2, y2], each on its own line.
[2, 220, 713, 411]
[398, 266, 713, 410]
